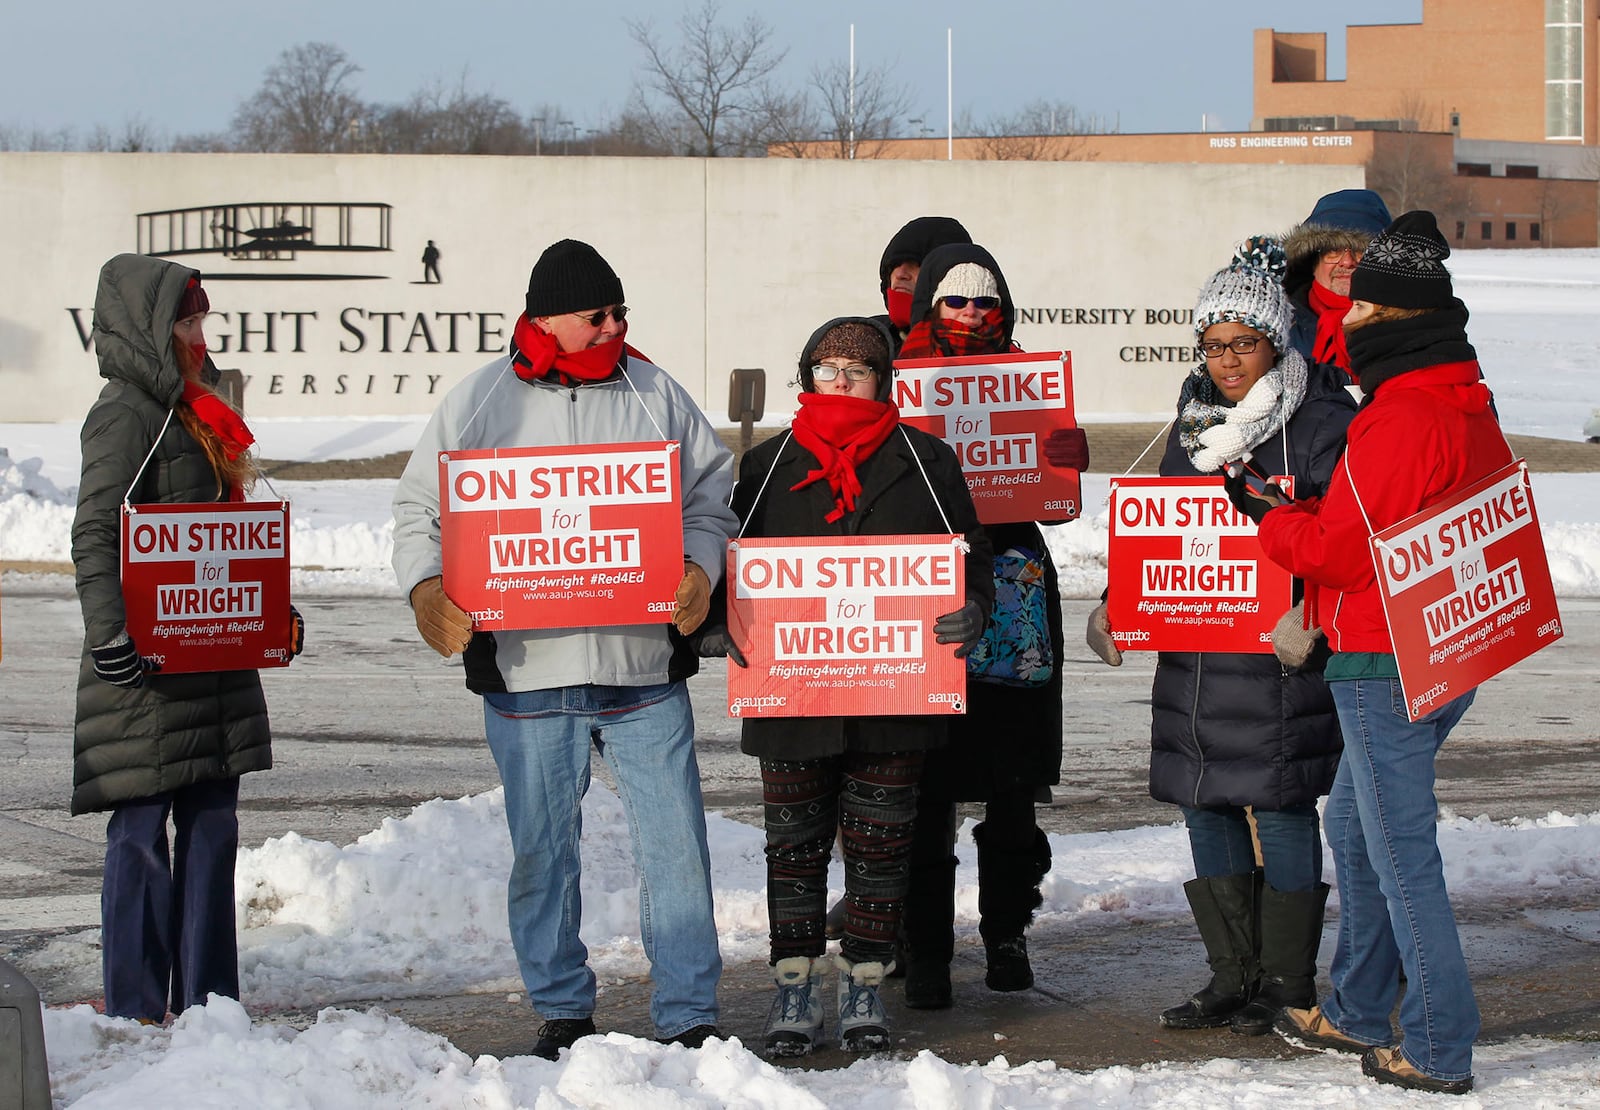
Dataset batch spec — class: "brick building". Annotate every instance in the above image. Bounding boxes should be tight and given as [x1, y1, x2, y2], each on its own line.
[773, 0, 1600, 248]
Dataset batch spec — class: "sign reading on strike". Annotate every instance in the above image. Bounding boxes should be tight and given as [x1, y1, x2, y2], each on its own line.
[120, 501, 293, 673]
[439, 442, 685, 630]
[1106, 476, 1294, 653]
[1371, 459, 1563, 721]
[725, 534, 967, 719]
[893, 350, 1082, 524]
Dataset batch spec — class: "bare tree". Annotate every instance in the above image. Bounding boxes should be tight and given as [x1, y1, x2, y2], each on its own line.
[0, 124, 75, 151]
[626, 1, 788, 156]
[1365, 133, 1467, 224]
[376, 75, 532, 154]
[969, 98, 1109, 161]
[805, 58, 914, 159]
[85, 116, 162, 153]
[232, 42, 367, 153]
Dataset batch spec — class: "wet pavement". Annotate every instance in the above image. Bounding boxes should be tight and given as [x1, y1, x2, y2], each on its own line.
[2, 586, 1597, 1070]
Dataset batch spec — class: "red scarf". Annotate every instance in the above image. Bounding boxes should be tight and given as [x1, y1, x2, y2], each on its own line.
[885, 288, 914, 330]
[1309, 281, 1353, 376]
[789, 393, 900, 523]
[181, 380, 254, 460]
[509, 314, 645, 383]
[897, 309, 1007, 359]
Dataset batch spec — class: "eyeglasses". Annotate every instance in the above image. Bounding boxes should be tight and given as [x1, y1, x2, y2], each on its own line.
[810, 363, 876, 382]
[1199, 335, 1266, 358]
[1320, 248, 1361, 264]
[569, 305, 628, 327]
[940, 295, 1001, 311]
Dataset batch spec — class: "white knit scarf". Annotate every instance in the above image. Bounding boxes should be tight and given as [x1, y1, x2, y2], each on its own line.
[1179, 347, 1308, 472]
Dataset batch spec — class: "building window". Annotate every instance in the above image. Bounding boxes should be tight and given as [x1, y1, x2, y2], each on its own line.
[1457, 162, 1492, 177]
[1532, 222, 1542, 242]
[1481, 221, 1494, 241]
[1545, 0, 1584, 140]
[1455, 221, 1467, 242]
[1507, 222, 1518, 241]
[1506, 164, 1540, 179]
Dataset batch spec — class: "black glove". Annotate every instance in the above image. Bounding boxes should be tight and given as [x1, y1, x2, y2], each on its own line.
[692, 624, 747, 668]
[1223, 468, 1287, 526]
[289, 605, 306, 658]
[1043, 427, 1090, 470]
[933, 599, 986, 659]
[91, 631, 159, 688]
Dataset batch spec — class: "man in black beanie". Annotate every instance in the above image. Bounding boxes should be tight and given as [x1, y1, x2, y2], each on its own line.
[393, 238, 738, 1059]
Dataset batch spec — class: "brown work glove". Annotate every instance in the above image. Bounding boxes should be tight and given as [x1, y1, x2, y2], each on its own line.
[1272, 601, 1324, 669]
[410, 575, 473, 657]
[1086, 601, 1123, 667]
[673, 561, 712, 635]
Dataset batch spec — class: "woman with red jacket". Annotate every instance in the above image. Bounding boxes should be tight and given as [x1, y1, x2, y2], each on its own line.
[1232, 211, 1508, 1096]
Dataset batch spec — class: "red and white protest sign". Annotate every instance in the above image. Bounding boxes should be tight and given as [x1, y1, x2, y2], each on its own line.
[1107, 476, 1294, 653]
[725, 534, 968, 719]
[1371, 459, 1563, 721]
[892, 350, 1082, 524]
[120, 501, 293, 673]
[439, 442, 684, 631]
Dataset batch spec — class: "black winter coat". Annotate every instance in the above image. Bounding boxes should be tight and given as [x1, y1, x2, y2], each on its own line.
[731, 424, 993, 760]
[1148, 360, 1354, 811]
[70, 254, 271, 815]
[904, 244, 1065, 799]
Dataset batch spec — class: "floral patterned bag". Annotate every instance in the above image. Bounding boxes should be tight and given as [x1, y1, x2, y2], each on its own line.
[965, 550, 1054, 688]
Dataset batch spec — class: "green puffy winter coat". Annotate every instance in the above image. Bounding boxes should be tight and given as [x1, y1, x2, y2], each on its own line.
[69, 254, 271, 815]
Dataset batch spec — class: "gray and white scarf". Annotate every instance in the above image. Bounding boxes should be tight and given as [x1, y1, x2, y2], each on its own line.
[1177, 347, 1308, 472]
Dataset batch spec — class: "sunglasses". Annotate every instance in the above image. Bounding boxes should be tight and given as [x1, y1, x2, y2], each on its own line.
[941, 295, 1000, 310]
[1320, 248, 1361, 264]
[1200, 335, 1266, 358]
[810, 363, 876, 382]
[569, 305, 629, 327]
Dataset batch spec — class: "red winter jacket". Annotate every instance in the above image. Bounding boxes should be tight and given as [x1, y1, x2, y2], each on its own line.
[1257, 360, 1511, 654]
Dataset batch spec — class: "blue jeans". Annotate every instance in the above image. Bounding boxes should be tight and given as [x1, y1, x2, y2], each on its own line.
[102, 777, 241, 1021]
[1182, 803, 1322, 892]
[1320, 679, 1478, 1081]
[482, 681, 720, 1038]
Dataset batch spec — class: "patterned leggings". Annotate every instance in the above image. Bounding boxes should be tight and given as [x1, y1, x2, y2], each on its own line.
[760, 751, 924, 966]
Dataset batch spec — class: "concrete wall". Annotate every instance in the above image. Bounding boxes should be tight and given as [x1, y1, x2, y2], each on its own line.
[0, 153, 1361, 424]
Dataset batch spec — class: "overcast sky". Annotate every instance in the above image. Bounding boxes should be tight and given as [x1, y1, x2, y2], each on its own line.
[5, 1, 1419, 142]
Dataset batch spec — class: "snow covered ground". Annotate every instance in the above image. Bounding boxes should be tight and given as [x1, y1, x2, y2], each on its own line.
[5, 246, 1600, 1106]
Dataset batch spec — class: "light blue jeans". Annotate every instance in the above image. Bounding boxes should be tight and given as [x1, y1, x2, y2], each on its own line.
[1320, 679, 1478, 1082]
[482, 681, 720, 1038]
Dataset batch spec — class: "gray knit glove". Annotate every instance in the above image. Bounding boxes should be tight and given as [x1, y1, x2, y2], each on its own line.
[1086, 602, 1123, 667]
[1272, 601, 1324, 669]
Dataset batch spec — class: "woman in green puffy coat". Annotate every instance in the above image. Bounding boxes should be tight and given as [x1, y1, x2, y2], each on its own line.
[71, 253, 301, 1022]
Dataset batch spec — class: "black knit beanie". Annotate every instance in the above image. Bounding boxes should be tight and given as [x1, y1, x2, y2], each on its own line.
[524, 239, 625, 318]
[176, 276, 209, 320]
[1349, 210, 1455, 310]
[878, 216, 972, 293]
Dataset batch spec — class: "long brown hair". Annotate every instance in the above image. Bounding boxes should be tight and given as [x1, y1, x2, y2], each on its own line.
[174, 340, 257, 496]
[1344, 304, 1432, 334]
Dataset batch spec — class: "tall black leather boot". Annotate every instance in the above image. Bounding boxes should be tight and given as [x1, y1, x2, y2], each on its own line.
[975, 824, 1051, 992]
[901, 802, 958, 1009]
[1159, 873, 1261, 1029]
[1230, 881, 1329, 1035]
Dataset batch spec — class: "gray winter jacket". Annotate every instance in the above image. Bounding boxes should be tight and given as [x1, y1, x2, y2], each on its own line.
[70, 253, 271, 815]
[392, 350, 738, 694]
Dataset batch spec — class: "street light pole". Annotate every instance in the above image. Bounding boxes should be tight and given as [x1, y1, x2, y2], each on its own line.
[559, 119, 575, 156]
[532, 116, 545, 156]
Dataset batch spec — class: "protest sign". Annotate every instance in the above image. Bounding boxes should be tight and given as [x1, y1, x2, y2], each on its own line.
[439, 442, 684, 630]
[120, 501, 293, 673]
[1106, 476, 1294, 653]
[893, 350, 1082, 524]
[726, 534, 967, 719]
[1371, 459, 1563, 720]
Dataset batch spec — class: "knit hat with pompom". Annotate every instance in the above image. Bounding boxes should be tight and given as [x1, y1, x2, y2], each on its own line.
[1192, 236, 1292, 353]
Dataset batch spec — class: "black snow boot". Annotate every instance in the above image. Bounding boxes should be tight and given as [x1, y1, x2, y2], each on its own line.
[1159, 872, 1260, 1029]
[1230, 882, 1329, 1035]
[975, 824, 1051, 992]
[901, 852, 956, 1008]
